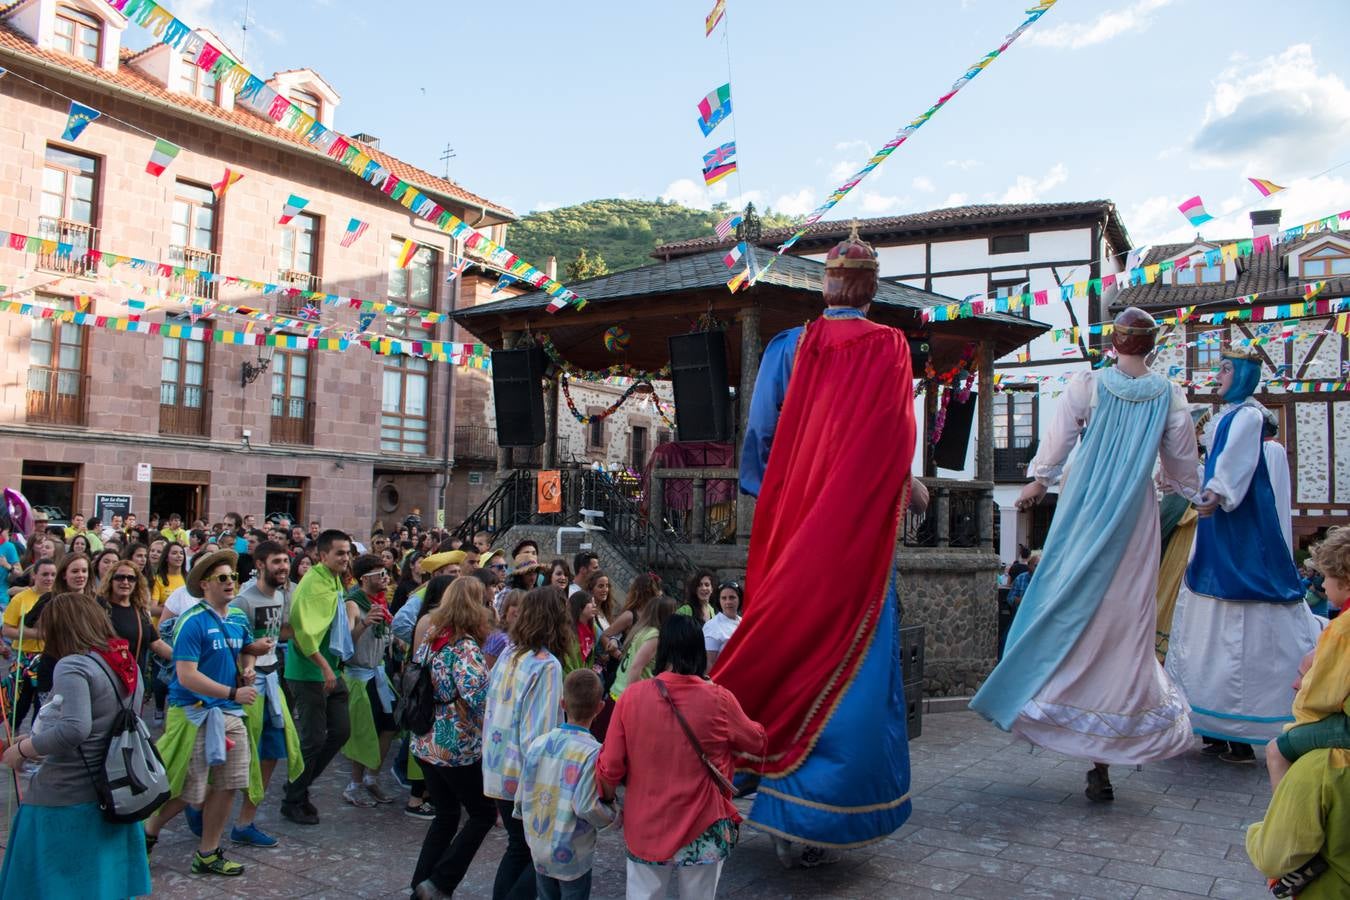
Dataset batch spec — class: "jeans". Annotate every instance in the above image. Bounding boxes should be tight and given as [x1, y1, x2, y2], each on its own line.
[411, 763, 496, 893]
[493, 797, 537, 900]
[536, 871, 591, 900]
[283, 678, 351, 806]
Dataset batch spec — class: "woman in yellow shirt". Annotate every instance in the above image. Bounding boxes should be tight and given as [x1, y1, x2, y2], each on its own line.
[1, 558, 56, 728]
[150, 541, 186, 624]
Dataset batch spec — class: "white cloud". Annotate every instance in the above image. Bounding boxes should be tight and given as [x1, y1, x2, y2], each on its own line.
[829, 158, 861, 182]
[774, 189, 818, 217]
[912, 176, 936, 193]
[1191, 44, 1350, 172]
[1024, 0, 1175, 49]
[856, 192, 908, 215]
[1123, 176, 1350, 246]
[532, 201, 562, 213]
[660, 178, 713, 210]
[998, 163, 1069, 204]
[942, 192, 970, 207]
[945, 159, 982, 171]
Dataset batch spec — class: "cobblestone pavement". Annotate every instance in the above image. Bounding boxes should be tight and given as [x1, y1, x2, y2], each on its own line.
[2, 709, 1277, 898]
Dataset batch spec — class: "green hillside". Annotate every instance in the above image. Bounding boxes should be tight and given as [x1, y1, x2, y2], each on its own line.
[505, 199, 798, 277]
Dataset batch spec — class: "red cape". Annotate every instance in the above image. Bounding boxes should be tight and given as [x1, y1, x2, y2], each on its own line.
[712, 316, 914, 776]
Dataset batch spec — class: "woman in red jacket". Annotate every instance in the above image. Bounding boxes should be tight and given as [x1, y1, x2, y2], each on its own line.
[598, 615, 764, 899]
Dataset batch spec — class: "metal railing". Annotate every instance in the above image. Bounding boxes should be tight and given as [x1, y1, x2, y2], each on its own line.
[902, 478, 994, 550]
[648, 467, 739, 545]
[35, 217, 98, 277]
[159, 386, 211, 437]
[167, 246, 220, 300]
[452, 469, 696, 586]
[26, 366, 89, 425]
[270, 397, 315, 445]
[276, 271, 322, 317]
[453, 425, 574, 466]
[993, 445, 1037, 482]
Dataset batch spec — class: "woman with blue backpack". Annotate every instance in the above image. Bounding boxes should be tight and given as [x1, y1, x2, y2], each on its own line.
[0, 591, 155, 899]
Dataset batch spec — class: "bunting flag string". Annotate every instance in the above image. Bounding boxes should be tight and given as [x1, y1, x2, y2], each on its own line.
[102, 0, 584, 312]
[540, 334, 672, 382]
[0, 296, 491, 364]
[0, 226, 448, 323]
[747, 0, 1058, 289]
[919, 206, 1350, 323]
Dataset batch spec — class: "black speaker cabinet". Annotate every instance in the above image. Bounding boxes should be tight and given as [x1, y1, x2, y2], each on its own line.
[492, 346, 547, 448]
[907, 337, 931, 372]
[931, 392, 976, 471]
[668, 330, 731, 442]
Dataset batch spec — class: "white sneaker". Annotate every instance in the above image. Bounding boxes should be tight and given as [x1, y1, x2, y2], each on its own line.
[363, 778, 396, 804]
[341, 785, 376, 808]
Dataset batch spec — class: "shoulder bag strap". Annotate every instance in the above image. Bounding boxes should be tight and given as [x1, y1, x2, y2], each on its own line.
[653, 678, 734, 797]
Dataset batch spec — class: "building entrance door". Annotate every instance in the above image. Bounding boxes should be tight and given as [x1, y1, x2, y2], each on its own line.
[149, 468, 210, 525]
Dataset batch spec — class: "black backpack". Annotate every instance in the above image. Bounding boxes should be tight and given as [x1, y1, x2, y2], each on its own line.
[78, 654, 171, 823]
[395, 647, 439, 737]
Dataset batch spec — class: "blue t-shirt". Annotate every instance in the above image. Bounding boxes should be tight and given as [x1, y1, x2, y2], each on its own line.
[168, 602, 250, 711]
[0, 540, 19, 601]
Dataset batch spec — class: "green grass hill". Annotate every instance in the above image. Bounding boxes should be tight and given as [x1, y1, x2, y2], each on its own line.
[505, 198, 798, 277]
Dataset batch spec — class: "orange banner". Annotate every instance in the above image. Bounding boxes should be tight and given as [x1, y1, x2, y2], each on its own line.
[537, 470, 561, 514]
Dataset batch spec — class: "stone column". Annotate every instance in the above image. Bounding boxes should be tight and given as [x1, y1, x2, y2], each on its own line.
[496, 329, 520, 479]
[976, 341, 996, 550]
[735, 306, 762, 544]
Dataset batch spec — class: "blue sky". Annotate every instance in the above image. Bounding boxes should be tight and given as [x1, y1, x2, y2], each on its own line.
[168, 0, 1350, 247]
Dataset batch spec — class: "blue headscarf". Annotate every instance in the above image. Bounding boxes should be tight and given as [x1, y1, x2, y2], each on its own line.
[1223, 356, 1261, 404]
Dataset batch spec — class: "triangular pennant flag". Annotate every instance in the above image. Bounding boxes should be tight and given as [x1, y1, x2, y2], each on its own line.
[278, 194, 310, 225]
[62, 101, 101, 142]
[395, 239, 417, 269]
[705, 0, 726, 35]
[1248, 177, 1286, 198]
[339, 218, 369, 248]
[145, 138, 181, 177]
[212, 168, 243, 200]
[493, 274, 517, 294]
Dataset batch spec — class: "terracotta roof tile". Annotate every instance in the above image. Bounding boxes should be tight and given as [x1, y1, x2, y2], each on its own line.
[1113, 235, 1350, 308]
[0, 22, 513, 219]
[654, 201, 1129, 259]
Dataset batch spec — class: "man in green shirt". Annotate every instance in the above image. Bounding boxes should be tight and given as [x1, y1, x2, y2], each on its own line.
[281, 529, 353, 825]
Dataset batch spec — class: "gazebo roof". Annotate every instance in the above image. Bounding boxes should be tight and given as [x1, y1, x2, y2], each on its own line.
[453, 248, 1047, 378]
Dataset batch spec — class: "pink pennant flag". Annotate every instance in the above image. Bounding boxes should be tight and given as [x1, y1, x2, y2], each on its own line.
[1177, 196, 1214, 227]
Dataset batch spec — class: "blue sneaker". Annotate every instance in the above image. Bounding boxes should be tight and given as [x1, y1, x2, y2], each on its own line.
[230, 823, 278, 848]
[185, 805, 203, 838]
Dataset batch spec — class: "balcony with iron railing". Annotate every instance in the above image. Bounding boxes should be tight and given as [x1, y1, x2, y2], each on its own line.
[26, 366, 89, 426]
[159, 385, 211, 437]
[276, 271, 322, 316]
[270, 397, 315, 445]
[35, 217, 98, 277]
[993, 444, 1038, 482]
[452, 425, 574, 467]
[167, 245, 220, 301]
[902, 478, 995, 550]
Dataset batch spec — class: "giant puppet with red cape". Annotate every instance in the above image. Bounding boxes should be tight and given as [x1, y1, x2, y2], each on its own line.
[711, 227, 914, 853]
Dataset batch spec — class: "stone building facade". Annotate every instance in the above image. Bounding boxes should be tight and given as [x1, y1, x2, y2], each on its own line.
[0, 0, 520, 536]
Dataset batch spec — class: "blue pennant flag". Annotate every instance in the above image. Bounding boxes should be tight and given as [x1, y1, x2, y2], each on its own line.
[493, 274, 518, 294]
[62, 101, 101, 142]
[358, 312, 376, 332]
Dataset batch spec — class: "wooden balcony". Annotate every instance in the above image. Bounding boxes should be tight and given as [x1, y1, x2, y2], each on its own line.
[27, 366, 89, 426]
[270, 397, 315, 445]
[35, 217, 98, 277]
[167, 246, 220, 301]
[159, 386, 211, 437]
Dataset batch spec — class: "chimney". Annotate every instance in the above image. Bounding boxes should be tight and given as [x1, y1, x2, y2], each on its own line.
[350, 132, 380, 149]
[547, 256, 557, 280]
[1250, 209, 1281, 240]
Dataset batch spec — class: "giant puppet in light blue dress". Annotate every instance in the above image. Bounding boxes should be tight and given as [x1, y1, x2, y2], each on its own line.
[1164, 348, 1323, 745]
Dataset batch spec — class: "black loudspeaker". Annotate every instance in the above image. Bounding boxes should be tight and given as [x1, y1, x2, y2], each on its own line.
[668, 330, 731, 442]
[908, 337, 931, 372]
[492, 347, 547, 447]
[932, 392, 976, 471]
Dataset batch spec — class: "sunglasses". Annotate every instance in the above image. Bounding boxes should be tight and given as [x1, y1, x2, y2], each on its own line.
[111, 573, 137, 583]
[209, 572, 239, 584]
[718, 581, 741, 591]
[489, 563, 508, 571]
[363, 570, 389, 580]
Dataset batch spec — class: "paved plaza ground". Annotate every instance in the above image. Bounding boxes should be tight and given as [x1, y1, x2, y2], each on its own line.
[2, 708, 1277, 898]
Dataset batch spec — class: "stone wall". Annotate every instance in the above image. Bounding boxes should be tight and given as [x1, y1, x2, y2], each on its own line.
[896, 548, 1001, 697]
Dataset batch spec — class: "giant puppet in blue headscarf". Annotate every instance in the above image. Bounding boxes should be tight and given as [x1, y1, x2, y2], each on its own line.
[1164, 346, 1323, 758]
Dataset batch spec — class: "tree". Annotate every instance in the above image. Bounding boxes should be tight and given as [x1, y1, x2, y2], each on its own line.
[566, 247, 610, 281]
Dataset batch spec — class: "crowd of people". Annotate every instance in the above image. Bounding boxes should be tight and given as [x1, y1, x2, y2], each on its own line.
[0, 509, 754, 899]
